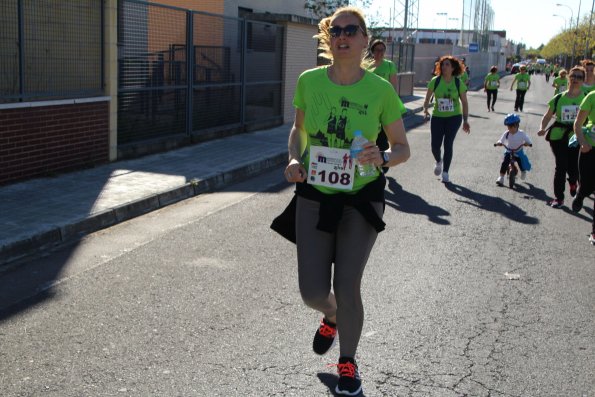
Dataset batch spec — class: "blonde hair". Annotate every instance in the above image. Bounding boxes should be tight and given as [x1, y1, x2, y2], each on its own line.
[314, 7, 369, 66]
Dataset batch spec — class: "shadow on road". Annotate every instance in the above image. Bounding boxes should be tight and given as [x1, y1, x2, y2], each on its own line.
[317, 372, 366, 396]
[445, 182, 539, 224]
[385, 177, 450, 225]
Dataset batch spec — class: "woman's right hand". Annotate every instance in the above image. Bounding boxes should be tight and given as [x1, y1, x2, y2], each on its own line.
[580, 142, 593, 153]
[537, 129, 546, 136]
[284, 159, 306, 183]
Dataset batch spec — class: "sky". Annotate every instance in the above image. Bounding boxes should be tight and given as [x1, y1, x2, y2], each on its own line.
[367, 0, 592, 49]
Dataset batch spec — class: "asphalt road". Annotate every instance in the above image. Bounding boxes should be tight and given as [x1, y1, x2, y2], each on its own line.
[0, 74, 593, 397]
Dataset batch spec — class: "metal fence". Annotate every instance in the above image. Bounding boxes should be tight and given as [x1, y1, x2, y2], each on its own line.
[0, 0, 104, 103]
[118, 0, 284, 144]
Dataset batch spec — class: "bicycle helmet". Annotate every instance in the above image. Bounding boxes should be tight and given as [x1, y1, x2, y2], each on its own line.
[504, 113, 521, 126]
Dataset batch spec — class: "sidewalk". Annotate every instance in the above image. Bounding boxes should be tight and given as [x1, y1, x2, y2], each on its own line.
[0, 90, 427, 269]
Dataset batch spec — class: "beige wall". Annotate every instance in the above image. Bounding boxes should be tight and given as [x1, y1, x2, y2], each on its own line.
[281, 22, 318, 123]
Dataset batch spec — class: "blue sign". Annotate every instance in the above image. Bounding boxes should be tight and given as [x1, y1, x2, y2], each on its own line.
[469, 43, 479, 53]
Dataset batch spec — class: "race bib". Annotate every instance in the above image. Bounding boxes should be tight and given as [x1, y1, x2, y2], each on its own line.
[489, 80, 498, 87]
[518, 81, 527, 89]
[307, 146, 355, 191]
[438, 98, 454, 112]
[560, 105, 579, 122]
[559, 84, 567, 91]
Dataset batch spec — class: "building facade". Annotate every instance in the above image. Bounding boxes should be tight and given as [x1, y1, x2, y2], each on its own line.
[0, 0, 320, 185]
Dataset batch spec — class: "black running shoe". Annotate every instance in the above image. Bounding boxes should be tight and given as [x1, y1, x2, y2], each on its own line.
[312, 317, 337, 355]
[335, 357, 362, 396]
[572, 196, 583, 212]
[547, 199, 564, 208]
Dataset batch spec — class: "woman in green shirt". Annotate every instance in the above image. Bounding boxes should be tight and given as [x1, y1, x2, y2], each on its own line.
[368, 39, 400, 173]
[572, 81, 595, 244]
[537, 66, 584, 208]
[552, 69, 568, 95]
[484, 65, 500, 112]
[581, 59, 595, 94]
[279, 7, 410, 395]
[422, 55, 471, 183]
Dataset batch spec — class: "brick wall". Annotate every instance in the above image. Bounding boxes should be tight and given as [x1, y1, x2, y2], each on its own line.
[0, 100, 109, 185]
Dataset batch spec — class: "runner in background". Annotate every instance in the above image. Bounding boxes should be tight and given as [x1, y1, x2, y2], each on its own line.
[553, 69, 569, 95]
[423, 55, 471, 183]
[510, 65, 531, 112]
[484, 65, 500, 112]
[581, 59, 595, 94]
[368, 39, 406, 173]
[572, 89, 595, 245]
[544, 63, 552, 82]
[537, 66, 585, 208]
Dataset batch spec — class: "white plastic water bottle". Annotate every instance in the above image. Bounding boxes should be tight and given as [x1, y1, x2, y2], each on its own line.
[350, 130, 376, 177]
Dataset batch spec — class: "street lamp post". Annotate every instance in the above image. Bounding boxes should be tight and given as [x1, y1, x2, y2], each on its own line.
[436, 12, 448, 49]
[586, 0, 595, 58]
[449, 17, 459, 54]
[557, 1, 582, 65]
[553, 13, 568, 30]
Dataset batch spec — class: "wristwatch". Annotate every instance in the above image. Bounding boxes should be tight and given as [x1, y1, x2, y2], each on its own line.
[381, 151, 390, 167]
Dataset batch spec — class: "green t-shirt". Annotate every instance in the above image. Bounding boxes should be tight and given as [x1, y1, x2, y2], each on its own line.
[513, 73, 531, 91]
[293, 66, 404, 194]
[460, 71, 469, 85]
[553, 77, 568, 94]
[484, 73, 500, 90]
[578, 90, 595, 146]
[547, 92, 584, 140]
[581, 84, 595, 95]
[427, 75, 468, 117]
[368, 59, 406, 116]
[369, 59, 397, 82]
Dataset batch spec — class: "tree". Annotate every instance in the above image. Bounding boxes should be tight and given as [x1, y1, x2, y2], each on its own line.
[304, 0, 349, 18]
[304, 0, 374, 20]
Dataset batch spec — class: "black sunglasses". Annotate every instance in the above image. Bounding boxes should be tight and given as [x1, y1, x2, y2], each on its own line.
[329, 24, 363, 38]
[569, 74, 585, 80]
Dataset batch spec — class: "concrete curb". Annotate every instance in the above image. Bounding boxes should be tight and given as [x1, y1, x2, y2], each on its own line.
[0, 152, 288, 269]
[0, 102, 427, 270]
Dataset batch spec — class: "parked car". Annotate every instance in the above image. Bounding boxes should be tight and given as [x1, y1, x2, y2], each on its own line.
[510, 63, 521, 74]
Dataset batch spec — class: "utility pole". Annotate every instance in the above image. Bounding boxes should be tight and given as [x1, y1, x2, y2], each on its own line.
[586, 0, 594, 59]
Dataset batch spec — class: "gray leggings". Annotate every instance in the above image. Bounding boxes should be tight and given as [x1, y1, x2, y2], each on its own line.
[296, 196, 382, 357]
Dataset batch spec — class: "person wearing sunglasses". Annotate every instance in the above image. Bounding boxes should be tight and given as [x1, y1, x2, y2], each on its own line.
[510, 65, 531, 112]
[422, 55, 471, 183]
[537, 66, 586, 208]
[275, 6, 410, 396]
[580, 59, 595, 94]
[572, 79, 595, 245]
[367, 39, 406, 173]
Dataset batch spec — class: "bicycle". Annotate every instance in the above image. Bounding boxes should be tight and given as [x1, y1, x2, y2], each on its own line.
[494, 142, 532, 188]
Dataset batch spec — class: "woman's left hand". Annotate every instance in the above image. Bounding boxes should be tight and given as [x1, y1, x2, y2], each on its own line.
[462, 121, 471, 133]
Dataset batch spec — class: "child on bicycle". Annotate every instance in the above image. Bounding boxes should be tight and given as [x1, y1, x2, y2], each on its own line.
[495, 113, 533, 186]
